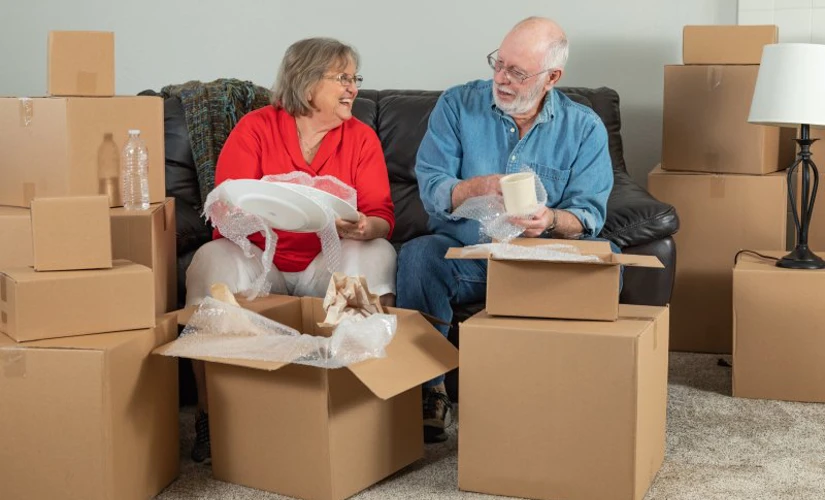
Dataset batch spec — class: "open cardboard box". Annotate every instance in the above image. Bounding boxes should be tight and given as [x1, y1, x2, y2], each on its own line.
[446, 238, 663, 321]
[154, 294, 458, 500]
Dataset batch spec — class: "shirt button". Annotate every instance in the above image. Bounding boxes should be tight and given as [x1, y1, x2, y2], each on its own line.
[511, 155, 516, 161]
[510, 127, 515, 133]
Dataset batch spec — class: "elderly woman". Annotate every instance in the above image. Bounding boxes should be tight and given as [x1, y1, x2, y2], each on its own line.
[184, 37, 396, 463]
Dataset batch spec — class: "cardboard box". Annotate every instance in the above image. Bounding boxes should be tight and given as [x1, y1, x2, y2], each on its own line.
[648, 166, 788, 353]
[0, 260, 155, 342]
[662, 65, 796, 175]
[683, 25, 778, 65]
[0, 207, 33, 268]
[0, 96, 164, 208]
[31, 195, 113, 271]
[48, 31, 115, 96]
[458, 304, 669, 500]
[445, 239, 663, 321]
[0, 315, 179, 500]
[111, 198, 177, 314]
[733, 251, 825, 403]
[155, 295, 459, 500]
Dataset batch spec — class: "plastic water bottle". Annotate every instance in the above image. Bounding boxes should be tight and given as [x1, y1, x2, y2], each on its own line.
[121, 129, 150, 210]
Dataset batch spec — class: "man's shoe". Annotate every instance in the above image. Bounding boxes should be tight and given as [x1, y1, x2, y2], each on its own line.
[191, 410, 211, 463]
[423, 384, 453, 443]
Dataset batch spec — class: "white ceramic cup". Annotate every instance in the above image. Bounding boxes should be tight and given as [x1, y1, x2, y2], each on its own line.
[500, 172, 538, 215]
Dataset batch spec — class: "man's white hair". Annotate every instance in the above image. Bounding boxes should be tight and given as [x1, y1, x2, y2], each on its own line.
[514, 16, 569, 70]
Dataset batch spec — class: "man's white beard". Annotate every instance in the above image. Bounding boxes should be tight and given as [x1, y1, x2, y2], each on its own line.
[493, 79, 545, 116]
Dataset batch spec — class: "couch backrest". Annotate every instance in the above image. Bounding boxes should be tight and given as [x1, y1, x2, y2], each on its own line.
[352, 86, 628, 244]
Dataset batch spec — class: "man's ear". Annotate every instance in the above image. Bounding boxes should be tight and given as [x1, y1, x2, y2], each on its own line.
[545, 69, 563, 90]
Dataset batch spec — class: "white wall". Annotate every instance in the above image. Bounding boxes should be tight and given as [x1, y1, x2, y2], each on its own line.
[0, 0, 737, 184]
[738, 0, 825, 42]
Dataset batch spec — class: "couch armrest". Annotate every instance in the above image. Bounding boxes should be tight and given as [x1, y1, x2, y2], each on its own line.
[601, 169, 680, 248]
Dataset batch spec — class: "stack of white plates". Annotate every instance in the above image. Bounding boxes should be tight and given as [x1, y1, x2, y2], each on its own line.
[219, 179, 359, 232]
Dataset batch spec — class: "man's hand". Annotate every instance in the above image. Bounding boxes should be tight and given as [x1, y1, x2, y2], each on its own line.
[336, 212, 369, 240]
[451, 174, 504, 210]
[510, 205, 555, 238]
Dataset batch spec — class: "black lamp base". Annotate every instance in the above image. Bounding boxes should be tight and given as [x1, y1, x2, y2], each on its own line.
[776, 246, 825, 269]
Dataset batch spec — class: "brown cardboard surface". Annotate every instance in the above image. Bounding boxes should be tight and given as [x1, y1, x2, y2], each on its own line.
[31, 195, 112, 271]
[683, 25, 778, 65]
[662, 65, 796, 175]
[458, 305, 669, 500]
[0, 260, 155, 342]
[0, 206, 33, 268]
[157, 295, 458, 500]
[111, 198, 177, 313]
[648, 166, 788, 353]
[446, 238, 661, 321]
[0, 316, 179, 500]
[48, 31, 115, 96]
[0, 96, 164, 207]
[733, 252, 825, 402]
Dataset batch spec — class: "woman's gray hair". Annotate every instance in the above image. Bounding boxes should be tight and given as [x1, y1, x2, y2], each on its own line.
[271, 37, 360, 117]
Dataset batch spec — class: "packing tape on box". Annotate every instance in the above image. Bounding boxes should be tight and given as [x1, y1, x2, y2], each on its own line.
[703, 151, 721, 173]
[76, 71, 97, 95]
[0, 275, 6, 302]
[710, 175, 726, 198]
[1, 349, 25, 378]
[706, 66, 723, 90]
[18, 97, 33, 127]
[159, 297, 397, 368]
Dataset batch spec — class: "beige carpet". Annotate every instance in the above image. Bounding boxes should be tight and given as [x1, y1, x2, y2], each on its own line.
[157, 353, 825, 500]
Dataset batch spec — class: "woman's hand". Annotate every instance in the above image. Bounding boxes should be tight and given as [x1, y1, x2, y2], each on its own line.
[336, 213, 390, 241]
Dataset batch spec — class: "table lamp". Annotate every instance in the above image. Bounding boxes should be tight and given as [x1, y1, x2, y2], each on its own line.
[748, 43, 825, 269]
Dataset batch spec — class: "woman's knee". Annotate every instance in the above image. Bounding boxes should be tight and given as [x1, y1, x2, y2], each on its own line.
[185, 239, 257, 306]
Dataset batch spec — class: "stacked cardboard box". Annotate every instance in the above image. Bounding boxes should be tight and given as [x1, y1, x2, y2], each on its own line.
[0, 31, 179, 499]
[649, 24, 794, 354]
[443, 239, 670, 500]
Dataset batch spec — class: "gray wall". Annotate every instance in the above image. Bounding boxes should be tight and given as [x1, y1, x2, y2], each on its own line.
[0, 0, 738, 184]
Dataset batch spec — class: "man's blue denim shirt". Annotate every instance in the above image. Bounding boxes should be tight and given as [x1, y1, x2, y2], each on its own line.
[415, 79, 613, 246]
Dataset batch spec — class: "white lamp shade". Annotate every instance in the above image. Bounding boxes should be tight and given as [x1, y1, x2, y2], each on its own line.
[748, 43, 825, 128]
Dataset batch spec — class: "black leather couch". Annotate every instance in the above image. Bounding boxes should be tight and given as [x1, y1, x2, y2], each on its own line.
[154, 86, 679, 401]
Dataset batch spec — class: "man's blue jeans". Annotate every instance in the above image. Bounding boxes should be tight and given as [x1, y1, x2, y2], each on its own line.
[396, 234, 622, 388]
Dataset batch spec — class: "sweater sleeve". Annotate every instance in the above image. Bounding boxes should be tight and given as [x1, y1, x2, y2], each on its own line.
[353, 128, 396, 238]
[214, 115, 264, 186]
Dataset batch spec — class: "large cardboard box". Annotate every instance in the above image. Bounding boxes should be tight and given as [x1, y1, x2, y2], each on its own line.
[446, 238, 662, 321]
[0, 260, 155, 342]
[458, 304, 669, 500]
[733, 251, 825, 403]
[662, 64, 796, 175]
[48, 31, 115, 96]
[0, 96, 164, 208]
[0, 315, 179, 500]
[682, 25, 778, 65]
[155, 295, 458, 500]
[31, 195, 113, 271]
[111, 198, 177, 314]
[0, 207, 33, 268]
[648, 166, 788, 353]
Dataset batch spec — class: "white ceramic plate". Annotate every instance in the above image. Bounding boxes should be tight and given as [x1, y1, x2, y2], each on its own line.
[219, 179, 329, 232]
[276, 182, 360, 222]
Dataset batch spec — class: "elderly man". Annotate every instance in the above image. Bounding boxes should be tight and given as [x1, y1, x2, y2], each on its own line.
[396, 17, 615, 443]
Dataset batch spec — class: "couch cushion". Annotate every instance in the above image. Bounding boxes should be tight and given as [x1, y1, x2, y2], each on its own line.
[376, 91, 442, 244]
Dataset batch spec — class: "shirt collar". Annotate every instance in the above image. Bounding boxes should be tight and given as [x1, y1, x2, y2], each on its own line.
[489, 84, 557, 124]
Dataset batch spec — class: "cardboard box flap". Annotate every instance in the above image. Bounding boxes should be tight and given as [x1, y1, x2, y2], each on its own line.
[1, 259, 142, 282]
[464, 310, 655, 339]
[0, 323, 167, 352]
[151, 338, 292, 372]
[612, 253, 664, 268]
[346, 310, 459, 400]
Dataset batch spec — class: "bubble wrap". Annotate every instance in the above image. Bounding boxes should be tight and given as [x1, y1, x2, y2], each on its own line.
[203, 173, 358, 300]
[461, 242, 603, 263]
[452, 167, 548, 242]
[161, 297, 397, 369]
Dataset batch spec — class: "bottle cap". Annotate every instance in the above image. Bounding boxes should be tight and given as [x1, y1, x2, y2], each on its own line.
[128, 129, 141, 135]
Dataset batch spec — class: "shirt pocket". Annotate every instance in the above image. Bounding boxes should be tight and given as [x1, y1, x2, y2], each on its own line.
[528, 163, 570, 202]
